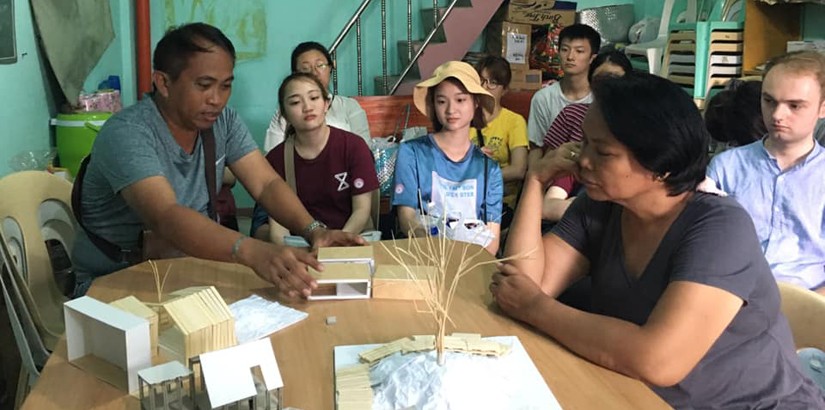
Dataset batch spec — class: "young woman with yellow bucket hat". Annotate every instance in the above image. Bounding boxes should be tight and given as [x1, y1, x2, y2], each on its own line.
[391, 61, 503, 255]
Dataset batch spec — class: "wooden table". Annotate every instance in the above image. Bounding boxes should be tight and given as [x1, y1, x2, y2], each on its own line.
[23, 241, 670, 409]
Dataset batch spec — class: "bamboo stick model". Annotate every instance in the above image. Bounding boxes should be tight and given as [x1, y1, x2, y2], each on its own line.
[378, 223, 530, 365]
[148, 260, 172, 304]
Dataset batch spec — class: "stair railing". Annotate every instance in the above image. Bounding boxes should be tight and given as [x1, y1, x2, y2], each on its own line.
[328, 0, 375, 96]
[330, 0, 459, 96]
[389, 0, 459, 95]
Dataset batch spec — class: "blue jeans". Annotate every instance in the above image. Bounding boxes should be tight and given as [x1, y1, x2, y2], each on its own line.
[798, 347, 825, 392]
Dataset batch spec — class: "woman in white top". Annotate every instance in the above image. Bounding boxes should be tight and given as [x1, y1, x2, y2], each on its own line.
[264, 41, 371, 151]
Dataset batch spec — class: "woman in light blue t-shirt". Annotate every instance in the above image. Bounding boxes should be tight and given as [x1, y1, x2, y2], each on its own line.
[391, 61, 503, 255]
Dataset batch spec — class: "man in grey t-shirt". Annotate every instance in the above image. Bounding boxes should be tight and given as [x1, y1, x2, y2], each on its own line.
[73, 23, 362, 298]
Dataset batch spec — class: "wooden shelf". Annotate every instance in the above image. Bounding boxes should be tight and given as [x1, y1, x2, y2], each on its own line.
[743, 0, 802, 73]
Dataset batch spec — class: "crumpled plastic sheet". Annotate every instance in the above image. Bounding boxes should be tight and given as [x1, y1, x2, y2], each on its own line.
[368, 337, 559, 410]
[229, 294, 307, 344]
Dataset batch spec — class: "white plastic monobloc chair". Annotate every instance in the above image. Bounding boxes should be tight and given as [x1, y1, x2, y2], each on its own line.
[0, 171, 76, 350]
[1, 228, 50, 409]
[625, 0, 697, 75]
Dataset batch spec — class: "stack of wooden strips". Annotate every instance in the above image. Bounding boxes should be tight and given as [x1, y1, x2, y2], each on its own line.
[358, 337, 410, 364]
[143, 286, 210, 331]
[109, 296, 159, 355]
[318, 246, 375, 267]
[442, 333, 511, 357]
[158, 286, 236, 363]
[335, 363, 373, 410]
[358, 333, 510, 365]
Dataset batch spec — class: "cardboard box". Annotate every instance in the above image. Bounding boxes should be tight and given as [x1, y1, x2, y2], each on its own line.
[510, 68, 542, 91]
[501, 21, 532, 70]
[787, 40, 825, 53]
[505, 0, 577, 26]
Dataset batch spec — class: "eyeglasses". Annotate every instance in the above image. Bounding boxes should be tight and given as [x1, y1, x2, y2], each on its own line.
[298, 63, 330, 73]
[480, 78, 501, 89]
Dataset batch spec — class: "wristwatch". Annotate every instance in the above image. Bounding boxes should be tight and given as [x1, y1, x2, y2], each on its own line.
[302, 219, 328, 240]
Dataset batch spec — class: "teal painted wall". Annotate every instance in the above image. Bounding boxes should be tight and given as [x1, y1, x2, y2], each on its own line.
[802, 3, 825, 40]
[148, 0, 440, 147]
[577, 0, 635, 12]
[0, 0, 55, 176]
[8, 0, 817, 186]
[84, 1, 137, 107]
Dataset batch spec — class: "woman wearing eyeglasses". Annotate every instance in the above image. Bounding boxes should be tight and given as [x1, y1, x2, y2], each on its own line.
[264, 42, 371, 151]
[471, 56, 529, 229]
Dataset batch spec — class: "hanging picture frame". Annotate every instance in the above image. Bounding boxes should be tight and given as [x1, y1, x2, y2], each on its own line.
[0, 0, 16, 64]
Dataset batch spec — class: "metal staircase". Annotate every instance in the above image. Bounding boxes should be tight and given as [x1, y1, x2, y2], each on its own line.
[329, 0, 504, 96]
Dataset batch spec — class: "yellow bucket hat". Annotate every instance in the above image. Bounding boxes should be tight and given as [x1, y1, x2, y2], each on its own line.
[413, 61, 495, 118]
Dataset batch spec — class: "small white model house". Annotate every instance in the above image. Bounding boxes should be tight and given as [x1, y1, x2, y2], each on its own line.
[308, 246, 376, 301]
[308, 263, 372, 301]
[137, 361, 192, 409]
[190, 338, 284, 409]
[64, 296, 152, 393]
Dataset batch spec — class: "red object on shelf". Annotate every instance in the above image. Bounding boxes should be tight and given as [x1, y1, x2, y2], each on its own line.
[135, 0, 151, 99]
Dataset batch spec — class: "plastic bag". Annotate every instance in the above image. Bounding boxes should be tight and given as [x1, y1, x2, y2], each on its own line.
[445, 219, 495, 248]
[628, 17, 660, 44]
[77, 89, 122, 113]
[419, 203, 495, 248]
[9, 149, 56, 172]
[371, 137, 400, 197]
[529, 24, 565, 80]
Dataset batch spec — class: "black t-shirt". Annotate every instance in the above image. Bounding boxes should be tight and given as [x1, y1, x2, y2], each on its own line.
[553, 192, 825, 409]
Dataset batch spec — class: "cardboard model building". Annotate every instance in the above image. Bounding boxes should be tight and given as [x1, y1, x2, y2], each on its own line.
[308, 246, 376, 301]
[64, 296, 152, 393]
[154, 286, 237, 364]
[137, 361, 192, 409]
[190, 338, 284, 409]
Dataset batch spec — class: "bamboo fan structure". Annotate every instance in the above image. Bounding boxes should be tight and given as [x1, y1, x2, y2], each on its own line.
[379, 219, 527, 365]
[143, 260, 174, 329]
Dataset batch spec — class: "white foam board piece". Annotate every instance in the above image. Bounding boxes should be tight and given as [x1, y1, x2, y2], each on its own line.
[64, 296, 152, 393]
[138, 361, 192, 385]
[333, 336, 561, 409]
[198, 338, 283, 408]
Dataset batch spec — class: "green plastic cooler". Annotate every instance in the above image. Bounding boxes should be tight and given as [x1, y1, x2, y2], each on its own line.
[52, 112, 110, 177]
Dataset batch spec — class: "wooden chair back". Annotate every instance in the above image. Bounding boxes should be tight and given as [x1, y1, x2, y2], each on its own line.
[353, 90, 536, 138]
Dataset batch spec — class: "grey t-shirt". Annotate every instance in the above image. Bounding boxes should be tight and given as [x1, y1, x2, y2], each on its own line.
[553, 193, 825, 409]
[72, 97, 258, 279]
